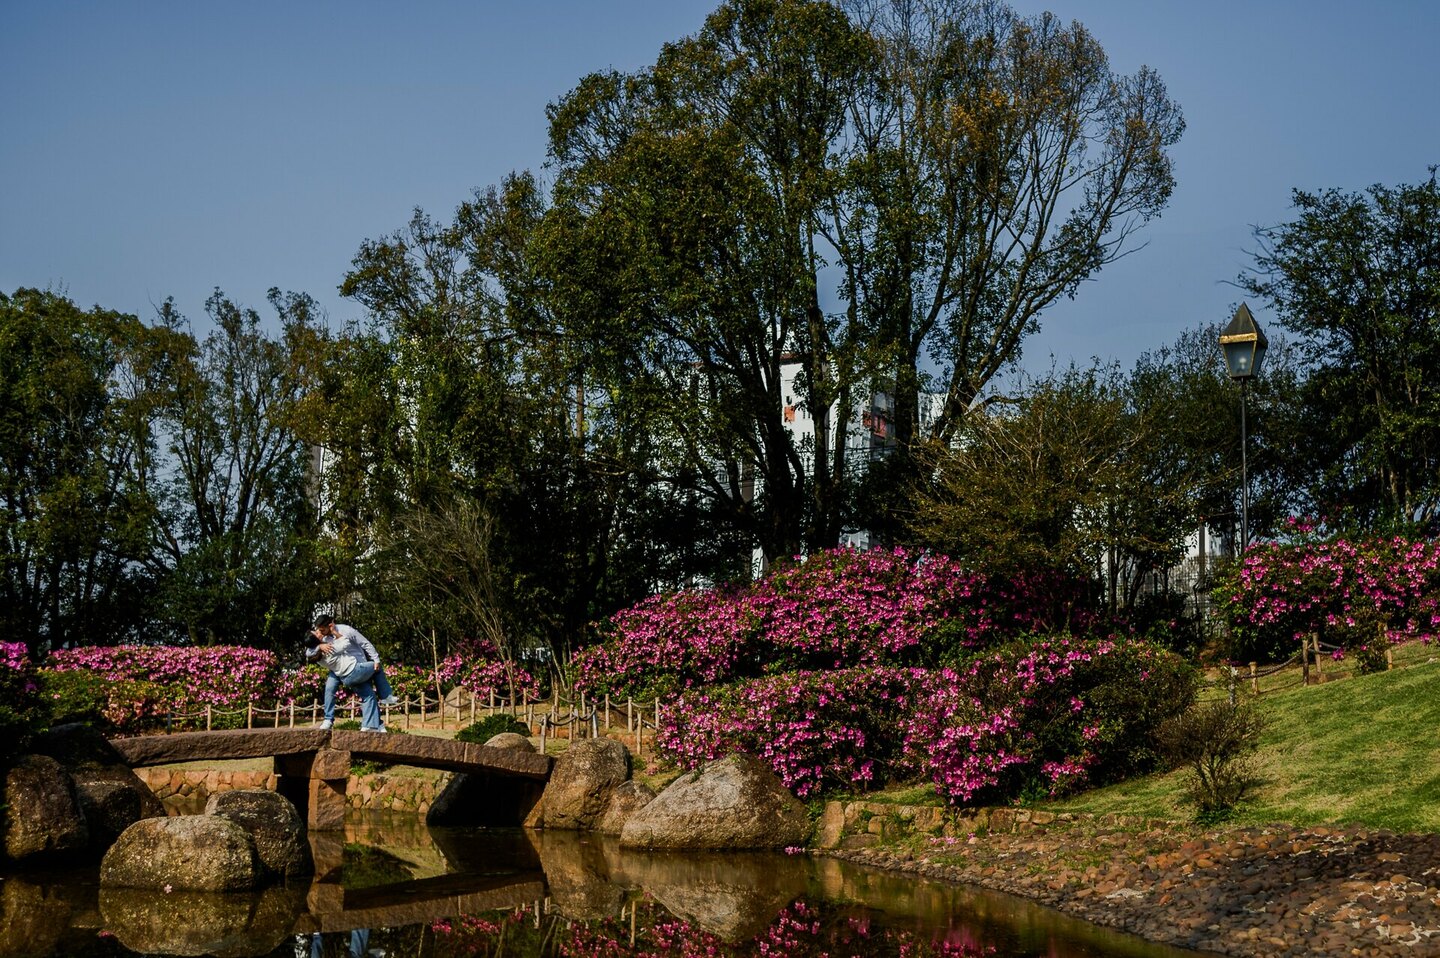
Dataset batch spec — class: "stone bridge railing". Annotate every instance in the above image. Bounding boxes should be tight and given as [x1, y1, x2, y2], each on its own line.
[111, 729, 552, 829]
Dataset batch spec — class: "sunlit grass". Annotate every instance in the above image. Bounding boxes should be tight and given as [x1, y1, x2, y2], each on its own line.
[1051, 657, 1440, 831]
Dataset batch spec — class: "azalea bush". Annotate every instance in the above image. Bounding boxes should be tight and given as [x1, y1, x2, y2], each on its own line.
[904, 636, 1195, 805]
[37, 639, 536, 725]
[0, 641, 48, 760]
[47, 644, 282, 712]
[1216, 534, 1440, 662]
[39, 669, 178, 733]
[656, 667, 926, 798]
[576, 547, 1100, 697]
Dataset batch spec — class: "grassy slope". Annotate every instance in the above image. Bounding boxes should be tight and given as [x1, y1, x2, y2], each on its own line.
[1049, 658, 1440, 832]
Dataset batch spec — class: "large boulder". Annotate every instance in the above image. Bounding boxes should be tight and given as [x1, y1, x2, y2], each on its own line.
[532, 738, 631, 831]
[620, 753, 811, 850]
[427, 731, 545, 827]
[101, 816, 261, 891]
[32, 723, 164, 849]
[4, 754, 88, 862]
[596, 781, 656, 835]
[204, 789, 312, 879]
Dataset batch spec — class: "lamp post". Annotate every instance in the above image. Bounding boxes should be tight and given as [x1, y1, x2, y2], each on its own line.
[1219, 303, 1268, 552]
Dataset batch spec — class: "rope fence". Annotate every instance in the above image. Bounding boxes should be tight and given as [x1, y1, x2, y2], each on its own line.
[1203, 627, 1426, 700]
[160, 689, 671, 756]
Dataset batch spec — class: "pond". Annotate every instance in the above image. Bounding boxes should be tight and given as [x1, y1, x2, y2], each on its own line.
[2, 813, 1201, 957]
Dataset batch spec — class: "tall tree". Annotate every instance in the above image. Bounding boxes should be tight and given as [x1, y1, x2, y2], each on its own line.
[547, 0, 881, 565]
[1241, 170, 1440, 530]
[0, 289, 160, 655]
[340, 176, 675, 669]
[546, 0, 1183, 561]
[146, 289, 322, 647]
[843, 0, 1184, 446]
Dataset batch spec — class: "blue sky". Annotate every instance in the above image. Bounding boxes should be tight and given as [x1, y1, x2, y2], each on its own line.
[2, 1, 1437, 373]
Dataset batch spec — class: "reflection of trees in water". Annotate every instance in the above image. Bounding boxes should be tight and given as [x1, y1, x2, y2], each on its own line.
[423, 898, 992, 957]
[340, 844, 416, 889]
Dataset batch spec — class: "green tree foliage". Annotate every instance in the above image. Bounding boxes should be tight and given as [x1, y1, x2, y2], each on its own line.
[1242, 170, 1440, 531]
[0, 289, 160, 654]
[546, 0, 881, 565]
[143, 289, 324, 648]
[338, 177, 679, 671]
[1128, 322, 1308, 559]
[843, 0, 1184, 539]
[545, 0, 1183, 561]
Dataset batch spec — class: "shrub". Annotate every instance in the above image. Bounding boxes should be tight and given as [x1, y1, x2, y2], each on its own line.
[455, 713, 532, 743]
[0, 642, 48, 762]
[576, 548, 1103, 697]
[656, 667, 927, 798]
[1158, 698, 1265, 821]
[1125, 589, 1203, 658]
[904, 636, 1195, 806]
[1215, 535, 1440, 663]
[47, 644, 281, 712]
[38, 669, 176, 734]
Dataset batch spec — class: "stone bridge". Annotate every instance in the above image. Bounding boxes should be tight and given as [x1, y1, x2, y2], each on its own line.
[111, 729, 552, 829]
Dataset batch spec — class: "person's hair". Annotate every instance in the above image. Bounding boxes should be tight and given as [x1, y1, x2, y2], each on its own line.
[312, 613, 335, 630]
[304, 633, 321, 650]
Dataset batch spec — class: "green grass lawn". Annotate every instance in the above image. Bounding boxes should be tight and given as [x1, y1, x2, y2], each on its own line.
[1049, 657, 1440, 831]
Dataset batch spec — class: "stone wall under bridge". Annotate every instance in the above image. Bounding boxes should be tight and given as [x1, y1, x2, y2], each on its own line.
[133, 766, 450, 816]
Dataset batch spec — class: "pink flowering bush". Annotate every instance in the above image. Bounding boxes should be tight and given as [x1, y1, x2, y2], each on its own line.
[1216, 534, 1440, 662]
[36, 637, 535, 729]
[48, 645, 282, 712]
[576, 548, 1100, 697]
[656, 667, 927, 797]
[904, 636, 1194, 806]
[0, 641, 48, 758]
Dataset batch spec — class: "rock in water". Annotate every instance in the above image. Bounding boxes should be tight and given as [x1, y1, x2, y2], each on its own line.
[620, 753, 811, 850]
[533, 738, 631, 830]
[4, 754, 88, 862]
[101, 816, 261, 891]
[33, 723, 164, 850]
[205, 789, 313, 878]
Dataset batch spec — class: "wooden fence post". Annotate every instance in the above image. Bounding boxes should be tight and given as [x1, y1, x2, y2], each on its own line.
[205, 705, 212, 731]
[1250, 662, 1258, 695]
[1302, 634, 1311, 685]
[1312, 634, 1324, 681]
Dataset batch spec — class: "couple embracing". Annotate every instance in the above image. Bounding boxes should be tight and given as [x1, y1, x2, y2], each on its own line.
[305, 614, 398, 733]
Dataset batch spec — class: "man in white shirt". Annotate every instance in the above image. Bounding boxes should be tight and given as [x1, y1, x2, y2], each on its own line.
[307, 615, 399, 731]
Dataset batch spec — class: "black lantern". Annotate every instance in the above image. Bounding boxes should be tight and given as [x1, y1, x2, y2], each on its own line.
[1220, 302, 1268, 380]
[1219, 303, 1267, 552]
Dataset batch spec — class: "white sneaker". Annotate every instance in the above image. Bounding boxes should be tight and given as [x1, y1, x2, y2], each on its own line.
[319, 719, 333, 730]
[378, 696, 399, 706]
[362, 725, 387, 733]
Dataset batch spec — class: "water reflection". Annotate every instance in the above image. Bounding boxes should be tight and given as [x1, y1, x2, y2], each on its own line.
[0, 813, 1200, 957]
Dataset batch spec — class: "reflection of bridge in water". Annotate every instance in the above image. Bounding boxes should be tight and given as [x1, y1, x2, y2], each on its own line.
[296, 869, 547, 934]
[298, 821, 548, 932]
[111, 728, 553, 828]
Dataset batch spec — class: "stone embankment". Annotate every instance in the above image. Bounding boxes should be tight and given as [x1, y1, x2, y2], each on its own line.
[133, 767, 446, 814]
[822, 803, 1440, 957]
